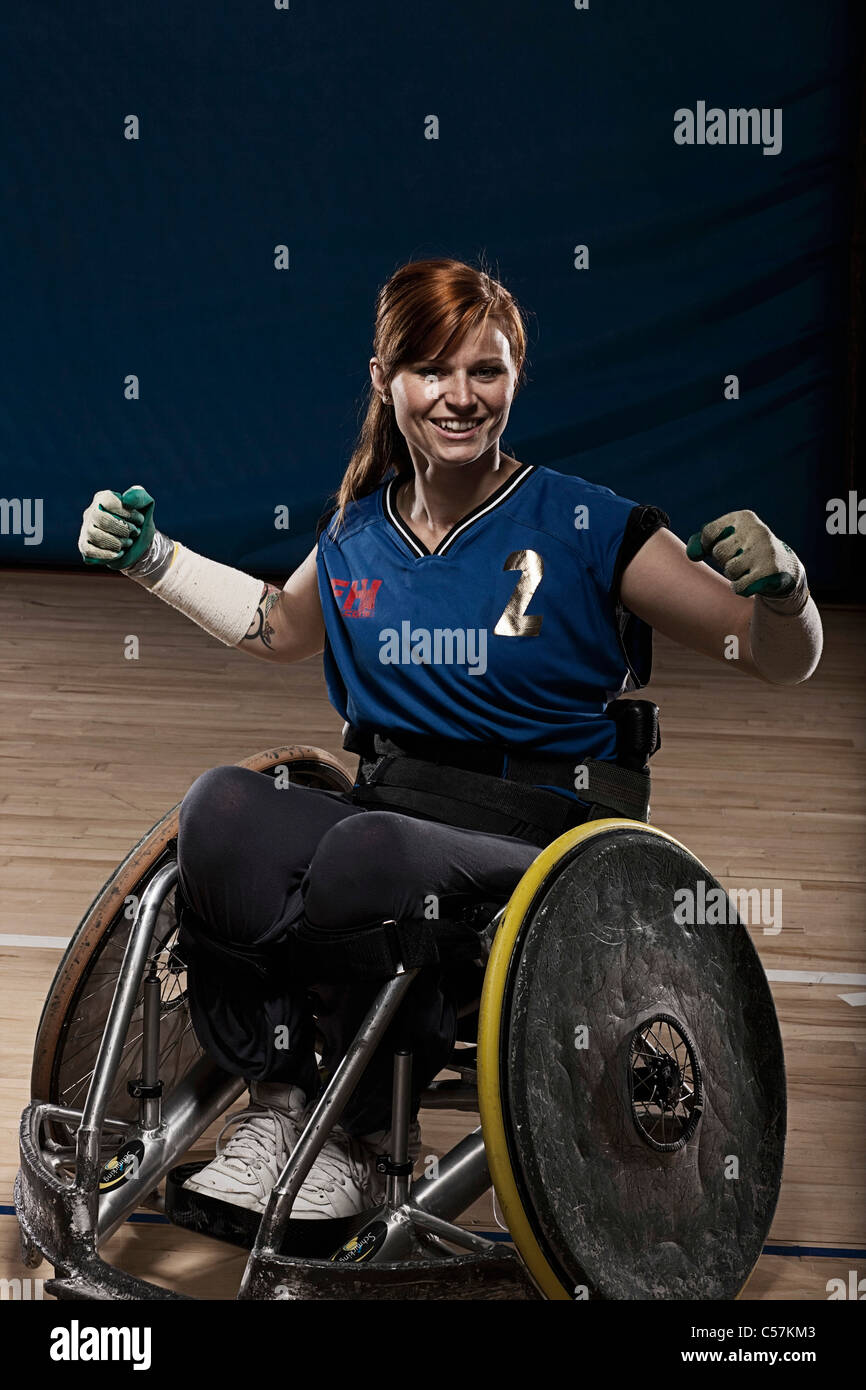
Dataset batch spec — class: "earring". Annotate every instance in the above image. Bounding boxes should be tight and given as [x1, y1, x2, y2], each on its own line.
[382, 395, 391, 404]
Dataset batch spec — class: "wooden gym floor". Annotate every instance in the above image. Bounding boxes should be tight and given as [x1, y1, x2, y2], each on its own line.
[1, 569, 864, 1300]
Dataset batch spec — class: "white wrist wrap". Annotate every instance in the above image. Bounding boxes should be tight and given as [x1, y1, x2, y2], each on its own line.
[750, 588, 823, 685]
[129, 540, 264, 647]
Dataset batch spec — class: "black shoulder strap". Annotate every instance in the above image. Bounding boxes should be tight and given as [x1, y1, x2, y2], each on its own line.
[611, 503, 671, 604]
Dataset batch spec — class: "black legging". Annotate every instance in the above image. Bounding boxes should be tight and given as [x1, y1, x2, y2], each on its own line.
[176, 765, 539, 1134]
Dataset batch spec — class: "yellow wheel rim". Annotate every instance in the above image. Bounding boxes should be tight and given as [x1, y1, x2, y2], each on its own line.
[476, 817, 709, 1301]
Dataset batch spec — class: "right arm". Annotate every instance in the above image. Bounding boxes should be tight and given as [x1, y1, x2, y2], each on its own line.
[237, 547, 325, 663]
[79, 487, 326, 664]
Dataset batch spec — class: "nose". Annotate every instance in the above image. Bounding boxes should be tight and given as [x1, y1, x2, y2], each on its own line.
[440, 372, 475, 410]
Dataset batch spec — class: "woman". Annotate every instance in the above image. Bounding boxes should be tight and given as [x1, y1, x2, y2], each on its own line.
[78, 257, 822, 1222]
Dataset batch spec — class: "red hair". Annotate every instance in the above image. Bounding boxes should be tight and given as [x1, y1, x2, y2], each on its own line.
[329, 257, 529, 532]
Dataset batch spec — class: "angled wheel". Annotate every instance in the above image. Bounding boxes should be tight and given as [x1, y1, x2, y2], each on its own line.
[477, 819, 786, 1301]
[30, 747, 353, 1151]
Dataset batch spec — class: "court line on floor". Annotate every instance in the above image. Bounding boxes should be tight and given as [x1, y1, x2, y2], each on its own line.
[0, 1208, 863, 1258]
[4, 939, 866, 1005]
[765, 970, 866, 986]
[0, 934, 74, 949]
[5, 935, 866, 987]
[764, 969, 866, 1006]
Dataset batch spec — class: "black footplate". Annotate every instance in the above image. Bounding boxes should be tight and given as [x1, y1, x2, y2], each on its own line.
[164, 1162, 369, 1259]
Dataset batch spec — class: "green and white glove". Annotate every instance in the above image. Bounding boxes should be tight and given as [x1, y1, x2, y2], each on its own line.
[686, 509, 803, 602]
[79, 485, 156, 569]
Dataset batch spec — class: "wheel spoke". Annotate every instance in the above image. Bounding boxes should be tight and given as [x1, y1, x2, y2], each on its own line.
[629, 1014, 703, 1151]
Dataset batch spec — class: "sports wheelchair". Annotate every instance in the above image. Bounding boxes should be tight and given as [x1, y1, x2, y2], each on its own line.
[16, 722, 786, 1301]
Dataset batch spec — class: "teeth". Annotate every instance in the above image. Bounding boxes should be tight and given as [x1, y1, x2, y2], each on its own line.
[434, 420, 479, 432]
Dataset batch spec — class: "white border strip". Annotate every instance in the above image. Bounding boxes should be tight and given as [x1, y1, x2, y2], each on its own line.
[384, 479, 426, 556]
[2, 937, 864, 1003]
[0, 934, 71, 949]
[765, 970, 866, 986]
[2, 937, 865, 986]
[438, 462, 536, 554]
[384, 463, 536, 558]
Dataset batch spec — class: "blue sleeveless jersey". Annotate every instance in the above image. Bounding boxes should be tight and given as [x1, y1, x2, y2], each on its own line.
[316, 463, 658, 796]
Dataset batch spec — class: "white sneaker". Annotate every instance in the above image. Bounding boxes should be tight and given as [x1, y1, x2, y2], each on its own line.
[361, 1120, 423, 1163]
[291, 1120, 422, 1221]
[183, 1081, 307, 1214]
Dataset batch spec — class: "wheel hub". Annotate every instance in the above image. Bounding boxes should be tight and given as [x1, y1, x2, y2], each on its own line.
[628, 1013, 703, 1151]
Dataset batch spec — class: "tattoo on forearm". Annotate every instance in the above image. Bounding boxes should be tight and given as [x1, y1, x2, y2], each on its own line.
[244, 584, 281, 649]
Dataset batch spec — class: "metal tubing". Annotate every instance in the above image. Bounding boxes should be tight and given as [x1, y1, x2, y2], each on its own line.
[411, 1127, 491, 1219]
[140, 969, 162, 1131]
[361, 1129, 493, 1263]
[96, 1058, 245, 1241]
[30, 1105, 130, 1140]
[407, 1207, 500, 1254]
[386, 1051, 412, 1208]
[250, 967, 419, 1258]
[75, 860, 179, 1195]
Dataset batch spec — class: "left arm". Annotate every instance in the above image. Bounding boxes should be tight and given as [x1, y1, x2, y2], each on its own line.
[619, 514, 823, 685]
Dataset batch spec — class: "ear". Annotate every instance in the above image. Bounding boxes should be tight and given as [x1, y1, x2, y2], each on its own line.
[369, 357, 386, 395]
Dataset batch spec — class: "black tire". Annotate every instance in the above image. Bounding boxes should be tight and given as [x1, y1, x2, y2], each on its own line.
[478, 819, 786, 1300]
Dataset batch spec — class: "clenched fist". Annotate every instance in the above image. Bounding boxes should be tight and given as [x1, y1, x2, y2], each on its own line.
[686, 510, 802, 600]
[78, 485, 155, 569]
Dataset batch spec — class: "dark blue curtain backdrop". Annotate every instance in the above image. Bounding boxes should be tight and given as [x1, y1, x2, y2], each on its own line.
[1, 3, 862, 596]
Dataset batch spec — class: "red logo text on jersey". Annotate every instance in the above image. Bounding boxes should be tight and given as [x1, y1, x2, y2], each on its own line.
[331, 578, 382, 618]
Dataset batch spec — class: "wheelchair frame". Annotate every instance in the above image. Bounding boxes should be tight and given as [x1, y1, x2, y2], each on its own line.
[16, 736, 785, 1301]
[16, 855, 537, 1300]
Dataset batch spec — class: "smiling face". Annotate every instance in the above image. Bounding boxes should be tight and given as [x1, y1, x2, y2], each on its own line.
[371, 320, 518, 473]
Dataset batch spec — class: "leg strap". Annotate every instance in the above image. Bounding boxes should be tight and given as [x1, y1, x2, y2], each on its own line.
[582, 758, 651, 822]
[296, 899, 504, 980]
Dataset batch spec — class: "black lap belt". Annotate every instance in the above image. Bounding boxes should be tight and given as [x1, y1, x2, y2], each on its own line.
[353, 754, 578, 840]
[347, 739, 651, 844]
[296, 911, 493, 979]
[297, 917, 444, 978]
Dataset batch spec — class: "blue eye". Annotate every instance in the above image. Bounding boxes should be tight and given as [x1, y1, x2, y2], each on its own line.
[416, 366, 501, 377]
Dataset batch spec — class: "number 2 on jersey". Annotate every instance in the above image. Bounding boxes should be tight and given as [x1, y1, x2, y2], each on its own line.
[494, 549, 543, 636]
